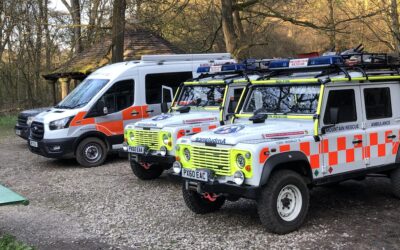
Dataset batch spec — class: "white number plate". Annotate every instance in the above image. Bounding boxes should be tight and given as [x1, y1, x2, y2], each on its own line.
[29, 140, 38, 148]
[15, 129, 21, 136]
[182, 169, 208, 182]
[209, 65, 222, 73]
[128, 146, 145, 154]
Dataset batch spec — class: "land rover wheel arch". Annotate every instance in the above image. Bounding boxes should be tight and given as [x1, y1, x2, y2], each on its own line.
[259, 151, 312, 186]
[76, 137, 107, 167]
[257, 169, 310, 234]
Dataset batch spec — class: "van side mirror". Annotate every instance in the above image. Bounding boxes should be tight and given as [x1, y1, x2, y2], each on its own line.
[161, 102, 169, 113]
[96, 101, 107, 115]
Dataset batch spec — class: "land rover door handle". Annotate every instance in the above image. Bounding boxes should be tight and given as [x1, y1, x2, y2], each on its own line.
[352, 139, 362, 144]
[146, 110, 154, 113]
[131, 111, 139, 115]
[387, 134, 397, 139]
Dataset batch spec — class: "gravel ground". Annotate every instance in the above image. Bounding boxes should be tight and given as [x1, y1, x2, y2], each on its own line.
[1, 136, 400, 249]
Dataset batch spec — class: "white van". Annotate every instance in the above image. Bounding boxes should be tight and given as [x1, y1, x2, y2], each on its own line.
[28, 53, 233, 167]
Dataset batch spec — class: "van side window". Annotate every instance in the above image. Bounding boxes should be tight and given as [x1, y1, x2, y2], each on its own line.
[145, 72, 192, 104]
[100, 80, 134, 113]
[323, 89, 357, 124]
[364, 87, 392, 120]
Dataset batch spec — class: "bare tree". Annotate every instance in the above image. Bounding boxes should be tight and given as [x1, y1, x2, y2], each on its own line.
[61, 0, 83, 54]
[111, 0, 126, 63]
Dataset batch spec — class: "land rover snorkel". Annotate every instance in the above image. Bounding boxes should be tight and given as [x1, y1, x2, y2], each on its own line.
[28, 53, 233, 167]
[175, 50, 400, 234]
[124, 62, 270, 180]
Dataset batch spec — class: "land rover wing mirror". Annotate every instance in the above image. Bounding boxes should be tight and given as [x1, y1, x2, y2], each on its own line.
[161, 85, 174, 113]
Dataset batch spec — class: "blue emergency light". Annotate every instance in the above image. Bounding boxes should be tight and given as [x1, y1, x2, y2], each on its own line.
[196, 63, 246, 73]
[268, 56, 344, 69]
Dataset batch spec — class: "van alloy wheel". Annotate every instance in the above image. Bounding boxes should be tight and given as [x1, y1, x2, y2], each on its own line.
[76, 137, 107, 167]
[84, 144, 102, 163]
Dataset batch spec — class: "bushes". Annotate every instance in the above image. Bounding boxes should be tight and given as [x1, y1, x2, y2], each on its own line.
[0, 234, 34, 250]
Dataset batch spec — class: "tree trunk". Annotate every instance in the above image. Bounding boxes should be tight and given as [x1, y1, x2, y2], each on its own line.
[220, 0, 238, 56]
[390, 0, 400, 55]
[44, 0, 51, 70]
[88, 0, 100, 44]
[34, 0, 44, 102]
[71, 0, 82, 53]
[327, 0, 336, 50]
[111, 0, 126, 63]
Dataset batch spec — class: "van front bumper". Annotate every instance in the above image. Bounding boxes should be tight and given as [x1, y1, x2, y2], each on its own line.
[28, 137, 75, 158]
[15, 124, 30, 140]
[181, 177, 260, 200]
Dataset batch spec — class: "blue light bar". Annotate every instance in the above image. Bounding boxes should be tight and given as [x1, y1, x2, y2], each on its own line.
[196, 63, 246, 73]
[308, 56, 343, 66]
[269, 59, 290, 69]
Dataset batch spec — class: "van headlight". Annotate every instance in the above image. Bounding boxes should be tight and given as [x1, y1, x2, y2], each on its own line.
[236, 154, 246, 169]
[49, 117, 73, 130]
[27, 116, 35, 126]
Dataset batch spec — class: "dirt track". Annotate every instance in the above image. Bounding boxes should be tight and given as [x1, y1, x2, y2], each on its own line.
[1, 136, 400, 249]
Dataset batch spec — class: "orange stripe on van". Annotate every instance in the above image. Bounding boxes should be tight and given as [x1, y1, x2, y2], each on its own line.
[70, 112, 95, 126]
[122, 106, 142, 120]
[96, 121, 124, 136]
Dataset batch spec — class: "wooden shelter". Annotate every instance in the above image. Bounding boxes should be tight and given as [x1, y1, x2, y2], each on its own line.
[43, 28, 184, 104]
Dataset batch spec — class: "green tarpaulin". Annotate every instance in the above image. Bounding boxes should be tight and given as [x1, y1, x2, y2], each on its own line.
[0, 184, 29, 206]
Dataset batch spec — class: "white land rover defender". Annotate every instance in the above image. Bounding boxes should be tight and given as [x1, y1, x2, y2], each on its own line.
[28, 53, 233, 167]
[173, 52, 400, 234]
[124, 63, 268, 180]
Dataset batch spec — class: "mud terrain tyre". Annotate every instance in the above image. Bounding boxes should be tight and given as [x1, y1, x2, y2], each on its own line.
[257, 170, 309, 234]
[182, 183, 225, 214]
[76, 137, 107, 167]
[390, 167, 400, 199]
[130, 160, 164, 180]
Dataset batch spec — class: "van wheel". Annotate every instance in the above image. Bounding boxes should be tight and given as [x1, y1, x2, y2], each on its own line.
[76, 137, 107, 167]
[390, 167, 400, 199]
[182, 182, 225, 214]
[130, 160, 164, 180]
[257, 170, 309, 234]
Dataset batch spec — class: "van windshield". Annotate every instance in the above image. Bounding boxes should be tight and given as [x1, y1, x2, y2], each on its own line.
[243, 84, 320, 115]
[55, 79, 109, 109]
[177, 84, 226, 107]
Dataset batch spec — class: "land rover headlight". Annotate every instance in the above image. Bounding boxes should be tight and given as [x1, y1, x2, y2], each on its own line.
[27, 116, 35, 126]
[49, 117, 73, 130]
[129, 131, 135, 141]
[172, 161, 182, 174]
[160, 146, 167, 156]
[183, 148, 191, 161]
[163, 134, 171, 145]
[233, 171, 245, 185]
[236, 154, 246, 169]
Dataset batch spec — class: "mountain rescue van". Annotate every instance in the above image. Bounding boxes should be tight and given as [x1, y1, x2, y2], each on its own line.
[123, 63, 264, 180]
[172, 53, 400, 234]
[28, 53, 234, 167]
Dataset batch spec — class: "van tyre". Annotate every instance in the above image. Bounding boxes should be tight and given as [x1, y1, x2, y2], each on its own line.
[130, 160, 164, 180]
[390, 167, 400, 199]
[182, 183, 225, 214]
[257, 170, 309, 234]
[76, 137, 107, 167]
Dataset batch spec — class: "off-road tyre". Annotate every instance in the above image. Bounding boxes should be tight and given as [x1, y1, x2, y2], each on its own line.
[76, 137, 107, 167]
[257, 170, 310, 234]
[390, 167, 400, 199]
[130, 160, 164, 180]
[182, 183, 225, 214]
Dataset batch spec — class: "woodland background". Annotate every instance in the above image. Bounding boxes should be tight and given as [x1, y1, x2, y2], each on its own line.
[1, 0, 400, 111]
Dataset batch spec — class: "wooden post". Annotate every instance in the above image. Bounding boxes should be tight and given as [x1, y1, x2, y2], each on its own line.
[47, 80, 57, 105]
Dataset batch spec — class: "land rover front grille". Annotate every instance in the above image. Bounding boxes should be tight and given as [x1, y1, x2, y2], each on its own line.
[133, 130, 160, 150]
[30, 121, 44, 140]
[192, 146, 231, 175]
